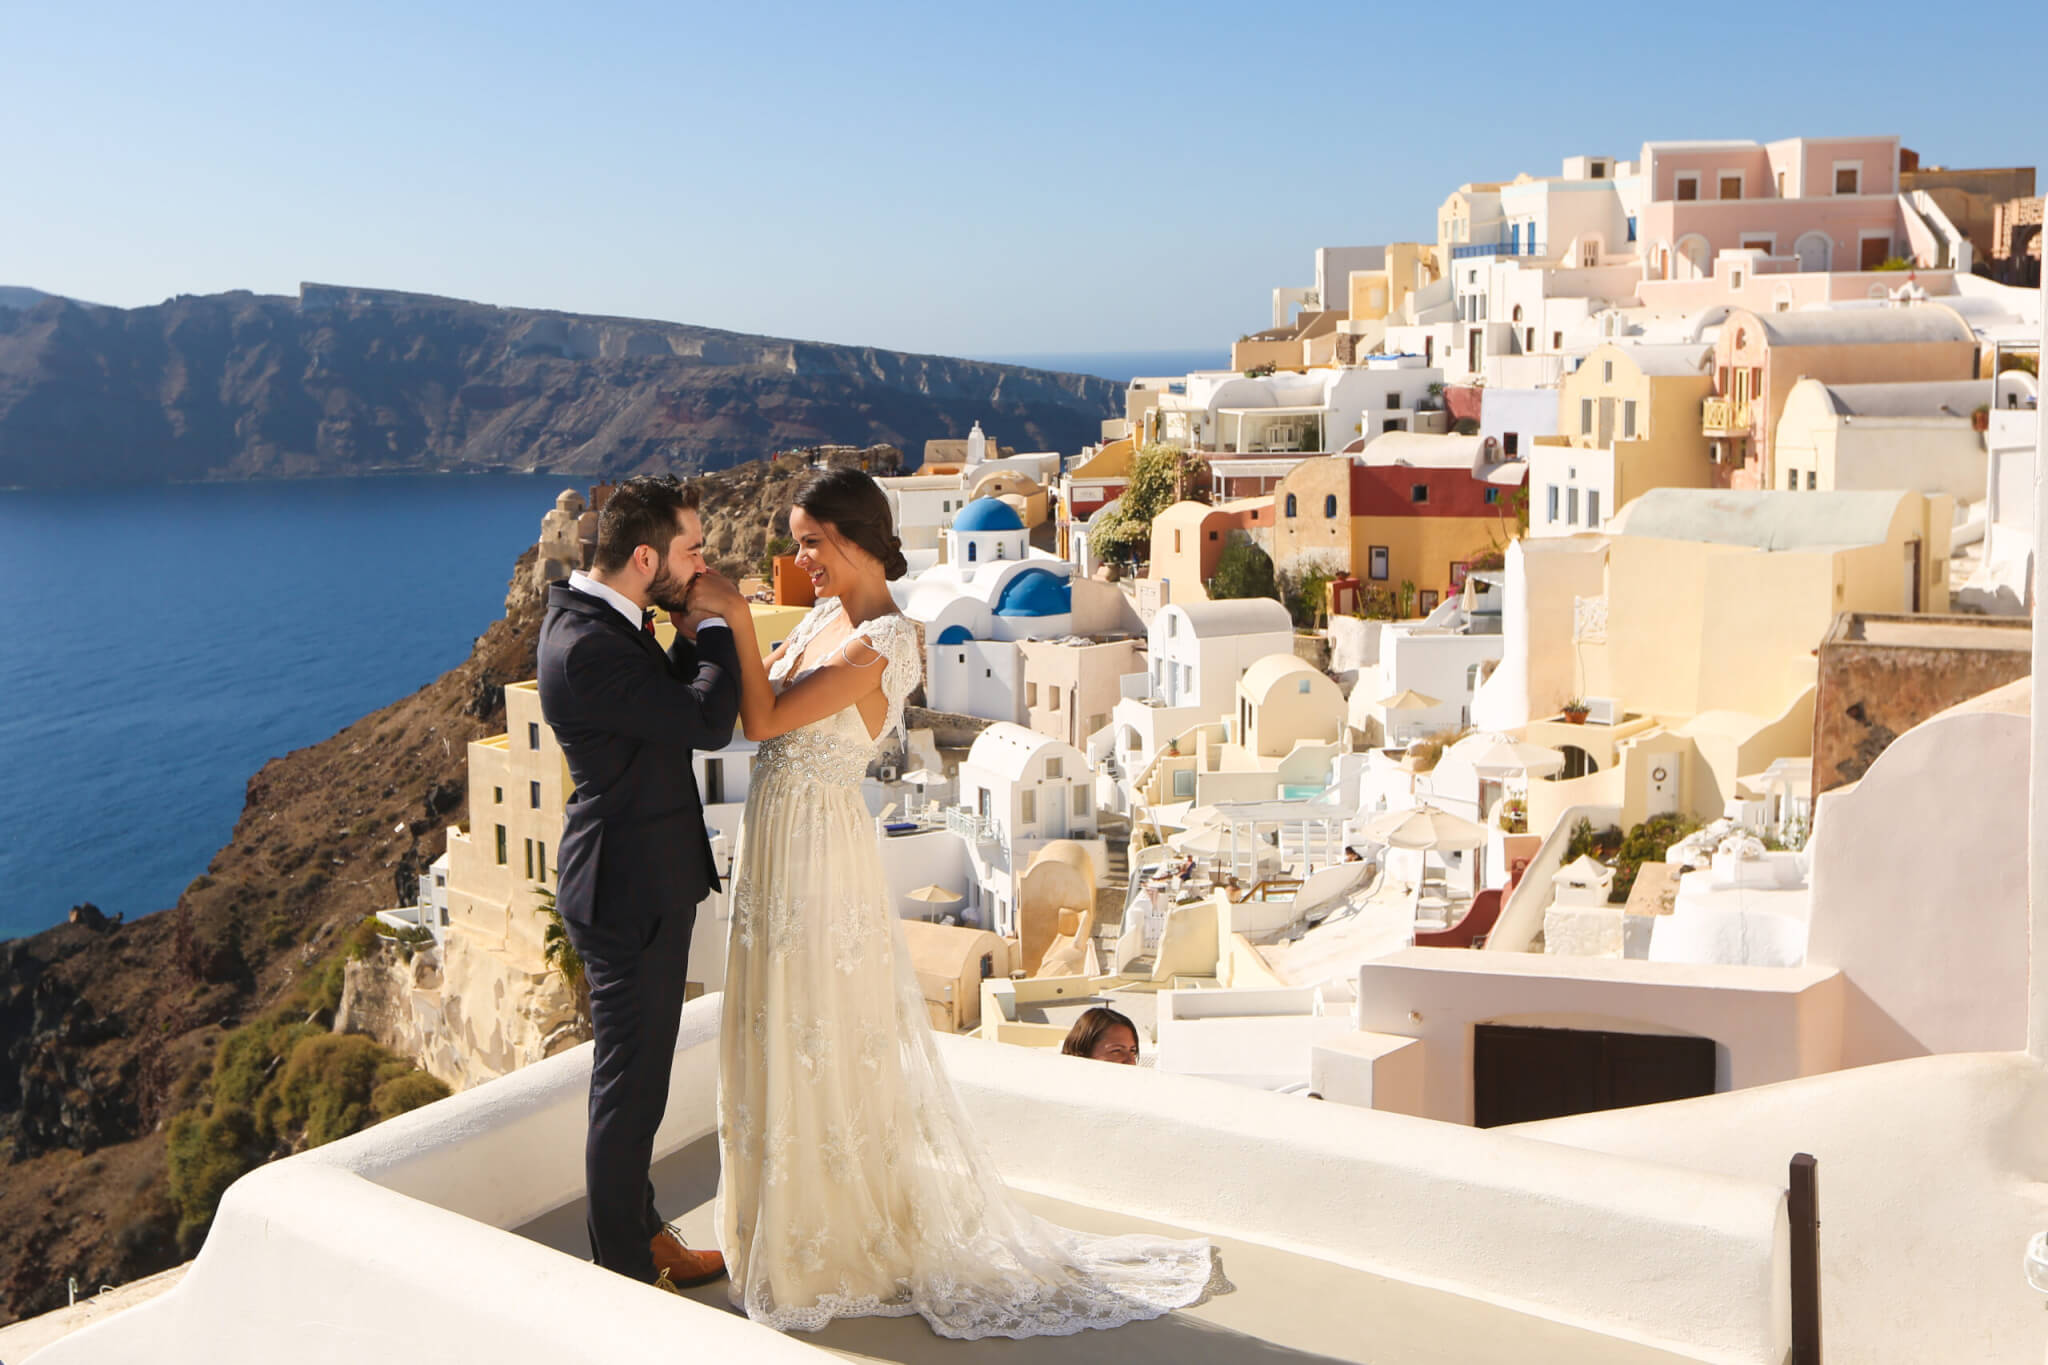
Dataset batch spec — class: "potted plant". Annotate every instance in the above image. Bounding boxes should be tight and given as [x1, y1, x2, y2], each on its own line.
[1498, 797, 1528, 834]
[1561, 697, 1589, 724]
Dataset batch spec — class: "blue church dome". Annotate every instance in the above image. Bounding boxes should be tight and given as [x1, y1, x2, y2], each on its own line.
[952, 498, 1024, 533]
[994, 567, 1072, 617]
[936, 624, 974, 645]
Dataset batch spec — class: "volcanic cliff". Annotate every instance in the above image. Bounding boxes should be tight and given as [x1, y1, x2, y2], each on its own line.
[0, 283, 1118, 488]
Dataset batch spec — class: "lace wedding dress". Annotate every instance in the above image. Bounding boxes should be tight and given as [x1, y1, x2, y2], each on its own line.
[715, 597, 1214, 1338]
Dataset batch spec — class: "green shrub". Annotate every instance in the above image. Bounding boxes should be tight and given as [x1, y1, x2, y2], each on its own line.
[371, 1072, 451, 1122]
[166, 1102, 262, 1250]
[273, 1033, 406, 1148]
[1608, 813, 1701, 904]
[1209, 539, 1278, 601]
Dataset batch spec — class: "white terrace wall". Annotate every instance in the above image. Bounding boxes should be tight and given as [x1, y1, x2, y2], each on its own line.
[40, 996, 1793, 1365]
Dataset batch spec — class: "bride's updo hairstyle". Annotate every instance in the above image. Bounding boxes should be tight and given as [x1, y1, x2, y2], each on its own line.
[791, 467, 909, 581]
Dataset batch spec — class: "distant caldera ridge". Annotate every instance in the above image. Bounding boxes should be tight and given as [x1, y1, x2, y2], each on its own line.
[0, 283, 1121, 489]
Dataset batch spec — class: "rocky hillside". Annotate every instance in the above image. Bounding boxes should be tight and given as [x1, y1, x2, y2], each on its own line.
[0, 282, 1119, 489]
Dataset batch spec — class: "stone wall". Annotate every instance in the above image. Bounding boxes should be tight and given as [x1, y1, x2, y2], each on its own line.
[1812, 612, 2033, 794]
[335, 929, 587, 1091]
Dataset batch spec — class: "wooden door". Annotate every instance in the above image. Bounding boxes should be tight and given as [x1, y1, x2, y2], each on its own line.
[1473, 1024, 1717, 1127]
[1860, 236, 1891, 270]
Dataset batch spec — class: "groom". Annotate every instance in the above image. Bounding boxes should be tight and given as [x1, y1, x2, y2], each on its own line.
[538, 475, 740, 1294]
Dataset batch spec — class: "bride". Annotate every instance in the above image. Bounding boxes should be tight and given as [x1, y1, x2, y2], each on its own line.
[684, 468, 1214, 1339]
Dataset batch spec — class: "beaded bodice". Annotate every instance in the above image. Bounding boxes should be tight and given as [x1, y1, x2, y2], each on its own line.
[752, 598, 920, 789]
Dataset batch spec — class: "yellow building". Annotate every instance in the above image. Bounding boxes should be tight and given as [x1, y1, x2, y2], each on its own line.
[1273, 438, 1519, 611]
[1530, 344, 1715, 537]
[1145, 496, 1274, 605]
[1501, 488, 1953, 838]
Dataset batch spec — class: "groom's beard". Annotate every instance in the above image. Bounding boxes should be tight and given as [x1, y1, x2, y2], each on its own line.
[648, 564, 695, 614]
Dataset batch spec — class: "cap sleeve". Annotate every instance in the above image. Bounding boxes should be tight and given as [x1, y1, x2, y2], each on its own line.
[854, 613, 921, 742]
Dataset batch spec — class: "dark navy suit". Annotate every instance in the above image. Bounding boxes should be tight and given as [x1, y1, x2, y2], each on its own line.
[537, 582, 740, 1282]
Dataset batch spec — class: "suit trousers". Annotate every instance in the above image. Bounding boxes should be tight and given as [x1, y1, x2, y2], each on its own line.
[563, 898, 696, 1282]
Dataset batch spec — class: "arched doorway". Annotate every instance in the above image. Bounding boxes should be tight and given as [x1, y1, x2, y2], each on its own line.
[1794, 231, 1831, 272]
[1677, 235, 1711, 279]
[1559, 744, 1597, 779]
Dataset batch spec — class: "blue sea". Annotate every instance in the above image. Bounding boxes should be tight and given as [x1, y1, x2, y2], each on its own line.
[0, 475, 559, 942]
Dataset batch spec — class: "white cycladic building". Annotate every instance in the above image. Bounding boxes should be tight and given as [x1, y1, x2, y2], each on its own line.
[1109, 597, 1295, 777]
[1155, 357, 1445, 457]
[1527, 443, 1618, 537]
[896, 496, 1141, 725]
[954, 723, 1098, 937]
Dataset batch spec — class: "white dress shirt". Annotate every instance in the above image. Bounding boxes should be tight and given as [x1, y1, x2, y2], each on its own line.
[568, 570, 726, 636]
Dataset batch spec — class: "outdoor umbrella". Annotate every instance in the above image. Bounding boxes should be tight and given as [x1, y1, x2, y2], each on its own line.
[904, 883, 963, 904]
[1377, 688, 1442, 711]
[900, 768, 944, 786]
[1358, 803, 1488, 852]
[1444, 735, 1567, 777]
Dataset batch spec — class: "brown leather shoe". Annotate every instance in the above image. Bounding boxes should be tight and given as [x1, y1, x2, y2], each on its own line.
[651, 1224, 727, 1288]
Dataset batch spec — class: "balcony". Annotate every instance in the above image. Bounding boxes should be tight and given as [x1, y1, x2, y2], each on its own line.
[1702, 397, 1751, 436]
[1451, 239, 1547, 261]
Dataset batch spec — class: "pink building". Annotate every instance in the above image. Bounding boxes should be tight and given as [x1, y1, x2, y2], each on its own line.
[1639, 137, 1907, 279]
[1703, 304, 1977, 490]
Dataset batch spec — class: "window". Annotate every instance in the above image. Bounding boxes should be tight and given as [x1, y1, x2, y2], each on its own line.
[1675, 173, 1699, 201]
[538, 841, 548, 882]
[1046, 757, 1062, 778]
[1165, 615, 1176, 636]
[1172, 769, 1195, 799]
[1547, 485, 1560, 523]
[493, 786, 503, 805]
[1552, 330, 1563, 350]
[1787, 468, 1798, 490]
[977, 788, 991, 819]
[1021, 790, 1036, 823]
[967, 542, 977, 562]
[1049, 690, 1060, 711]
[1504, 432, 1519, 457]
[1719, 173, 1743, 200]
[530, 780, 541, 809]
[1581, 398, 1594, 434]
[1567, 487, 1581, 525]
[1484, 488, 1500, 505]
[1073, 786, 1088, 816]
[1173, 529, 1182, 553]
[495, 825, 507, 865]
[1323, 494, 1338, 518]
[1026, 683, 1038, 707]
[1525, 327, 1536, 352]
[1834, 163, 1860, 195]
[1451, 561, 1470, 589]
[1385, 391, 1402, 408]
[1298, 679, 1312, 694]
[528, 723, 540, 750]
[524, 838, 534, 879]
[1807, 470, 1818, 490]
[1208, 529, 1219, 540]
[1623, 400, 1638, 439]
[1587, 491, 1601, 527]
[1419, 591, 1440, 612]
[1410, 484, 1429, 504]
[1627, 215, 1637, 242]
[1369, 546, 1390, 580]
[1285, 493, 1298, 517]
[1603, 360, 1614, 382]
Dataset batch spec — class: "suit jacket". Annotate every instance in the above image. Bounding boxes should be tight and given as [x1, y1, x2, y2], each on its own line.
[537, 583, 741, 927]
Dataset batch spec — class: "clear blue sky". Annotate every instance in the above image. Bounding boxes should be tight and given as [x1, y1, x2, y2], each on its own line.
[6, 1, 2044, 356]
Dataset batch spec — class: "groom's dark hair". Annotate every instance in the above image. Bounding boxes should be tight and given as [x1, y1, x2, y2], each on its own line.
[594, 475, 702, 572]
